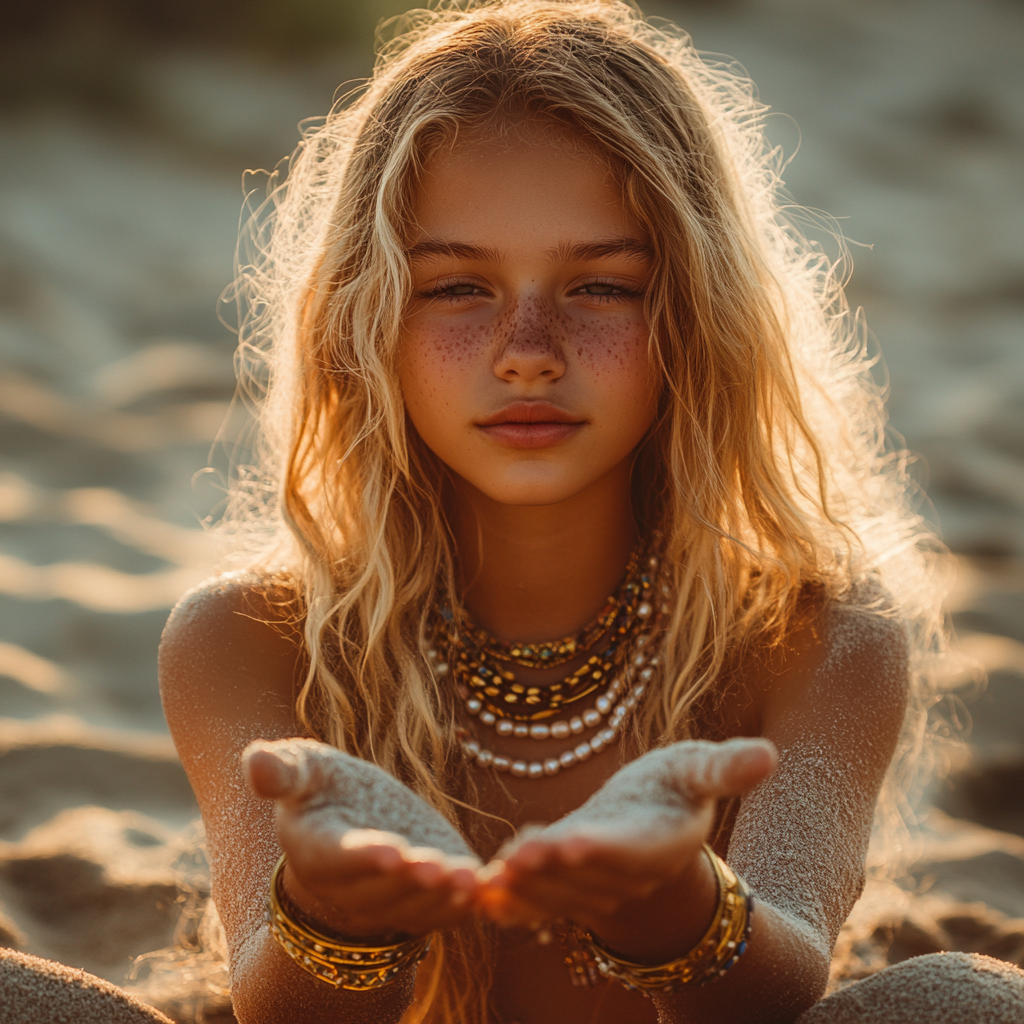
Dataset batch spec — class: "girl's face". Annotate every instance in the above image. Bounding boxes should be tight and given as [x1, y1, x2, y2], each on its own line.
[399, 122, 659, 507]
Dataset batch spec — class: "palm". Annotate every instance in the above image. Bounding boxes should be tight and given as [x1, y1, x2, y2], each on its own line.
[480, 738, 776, 927]
[245, 739, 480, 936]
[249, 739, 473, 859]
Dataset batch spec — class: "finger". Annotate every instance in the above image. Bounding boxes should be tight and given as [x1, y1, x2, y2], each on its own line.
[338, 868, 476, 933]
[496, 871, 621, 923]
[243, 738, 331, 803]
[385, 885, 479, 932]
[283, 834, 479, 926]
[498, 844, 663, 904]
[476, 881, 544, 926]
[328, 871, 439, 916]
[552, 831, 679, 872]
[506, 809, 707, 884]
[340, 828, 411, 857]
[286, 836, 406, 887]
[292, 831, 478, 891]
[356, 841, 480, 899]
[499, 839, 637, 889]
[403, 843, 483, 876]
[677, 737, 777, 802]
[245, 746, 299, 800]
[406, 858, 448, 889]
[310, 855, 468, 917]
[500, 838, 556, 873]
[540, 850, 662, 897]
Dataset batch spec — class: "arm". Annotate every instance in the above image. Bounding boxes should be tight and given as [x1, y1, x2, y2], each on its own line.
[159, 576, 478, 1024]
[655, 604, 909, 1024]
[484, 602, 909, 1024]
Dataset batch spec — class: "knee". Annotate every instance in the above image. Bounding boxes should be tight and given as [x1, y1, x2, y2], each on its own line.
[0, 948, 173, 1024]
[797, 952, 1024, 1024]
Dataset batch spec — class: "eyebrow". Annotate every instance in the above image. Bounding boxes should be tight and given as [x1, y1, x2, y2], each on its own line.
[405, 236, 652, 265]
[406, 240, 504, 264]
[546, 238, 652, 263]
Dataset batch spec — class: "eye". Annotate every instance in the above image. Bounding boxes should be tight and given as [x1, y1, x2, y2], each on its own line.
[419, 279, 489, 303]
[573, 279, 642, 303]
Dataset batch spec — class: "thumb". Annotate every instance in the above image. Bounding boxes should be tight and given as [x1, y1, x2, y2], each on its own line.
[680, 738, 777, 802]
[243, 738, 325, 802]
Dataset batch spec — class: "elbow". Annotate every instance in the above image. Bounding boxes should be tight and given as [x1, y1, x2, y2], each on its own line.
[753, 950, 831, 1024]
[757, 908, 834, 1024]
[227, 929, 320, 1024]
[792, 947, 832, 1018]
[229, 929, 415, 1024]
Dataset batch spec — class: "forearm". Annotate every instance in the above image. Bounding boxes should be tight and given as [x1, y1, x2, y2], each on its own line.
[229, 927, 417, 1024]
[587, 854, 828, 1024]
[650, 898, 829, 1024]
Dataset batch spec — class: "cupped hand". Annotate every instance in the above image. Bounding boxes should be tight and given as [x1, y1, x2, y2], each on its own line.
[477, 738, 776, 932]
[244, 738, 482, 937]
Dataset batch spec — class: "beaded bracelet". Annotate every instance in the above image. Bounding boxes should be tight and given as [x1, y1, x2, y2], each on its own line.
[573, 843, 753, 993]
[266, 855, 432, 990]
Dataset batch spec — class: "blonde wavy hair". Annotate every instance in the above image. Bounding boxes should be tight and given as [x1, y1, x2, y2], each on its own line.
[224, 1, 951, 1018]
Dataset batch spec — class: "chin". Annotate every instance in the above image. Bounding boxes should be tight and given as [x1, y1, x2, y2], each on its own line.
[473, 468, 594, 507]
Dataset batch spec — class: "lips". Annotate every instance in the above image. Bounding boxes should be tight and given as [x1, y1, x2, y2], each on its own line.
[476, 401, 585, 449]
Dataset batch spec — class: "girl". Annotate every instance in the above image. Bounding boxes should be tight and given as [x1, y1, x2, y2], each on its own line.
[39, 2, 1024, 1022]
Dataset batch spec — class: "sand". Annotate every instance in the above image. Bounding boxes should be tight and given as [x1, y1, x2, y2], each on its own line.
[800, 953, 1024, 1024]
[0, 0, 1022, 1021]
[0, 948, 174, 1024]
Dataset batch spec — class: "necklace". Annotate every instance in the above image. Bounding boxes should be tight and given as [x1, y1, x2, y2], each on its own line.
[456, 548, 644, 669]
[426, 547, 666, 780]
[450, 652, 659, 779]
[431, 553, 661, 722]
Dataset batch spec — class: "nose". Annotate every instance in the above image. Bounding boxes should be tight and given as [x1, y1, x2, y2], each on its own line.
[492, 298, 566, 384]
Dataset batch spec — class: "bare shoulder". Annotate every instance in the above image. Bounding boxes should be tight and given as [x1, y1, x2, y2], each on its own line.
[759, 579, 911, 759]
[159, 573, 313, 960]
[159, 572, 308, 793]
[161, 569, 303, 656]
[728, 583, 913, 954]
[160, 571, 304, 699]
[817, 580, 911, 700]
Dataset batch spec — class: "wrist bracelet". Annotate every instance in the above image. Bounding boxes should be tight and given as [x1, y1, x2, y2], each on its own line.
[266, 855, 432, 990]
[572, 843, 753, 993]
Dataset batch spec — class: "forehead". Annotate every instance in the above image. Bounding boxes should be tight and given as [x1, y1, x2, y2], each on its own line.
[409, 121, 641, 252]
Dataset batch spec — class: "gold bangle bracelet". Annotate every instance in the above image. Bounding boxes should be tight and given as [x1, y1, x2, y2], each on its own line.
[266, 855, 432, 990]
[573, 843, 753, 992]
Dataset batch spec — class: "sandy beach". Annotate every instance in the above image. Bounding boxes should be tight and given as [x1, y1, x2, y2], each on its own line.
[0, 1, 1022, 1019]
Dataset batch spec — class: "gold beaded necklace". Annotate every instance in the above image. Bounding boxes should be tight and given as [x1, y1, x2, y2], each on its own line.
[458, 547, 643, 670]
[429, 550, 659, 716]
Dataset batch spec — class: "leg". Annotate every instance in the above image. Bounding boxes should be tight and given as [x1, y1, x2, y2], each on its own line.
[0, 948, 173, 1024]
[797, 952, 1024, 1024]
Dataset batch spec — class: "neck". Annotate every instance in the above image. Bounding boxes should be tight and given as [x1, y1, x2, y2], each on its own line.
[449, 460, 638, 642]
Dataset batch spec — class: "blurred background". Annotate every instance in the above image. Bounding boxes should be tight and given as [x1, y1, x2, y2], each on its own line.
[0, 0, 1021, 1018]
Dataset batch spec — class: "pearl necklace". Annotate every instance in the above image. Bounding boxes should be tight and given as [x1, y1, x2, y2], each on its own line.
[458, 681, 647, 779]
[448, 649, 660, 779]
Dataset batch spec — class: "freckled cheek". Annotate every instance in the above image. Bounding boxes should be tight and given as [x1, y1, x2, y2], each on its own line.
[400, 323, 491, 411]
[570, 319, 653, 386]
